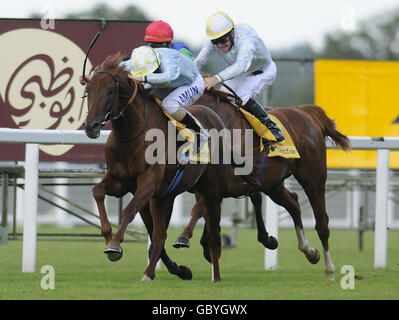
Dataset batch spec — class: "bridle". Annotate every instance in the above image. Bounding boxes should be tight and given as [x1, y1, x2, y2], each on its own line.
[81, 31, 148, 143]
[85, 70, 148, 143]
[95, 70, 136, 124]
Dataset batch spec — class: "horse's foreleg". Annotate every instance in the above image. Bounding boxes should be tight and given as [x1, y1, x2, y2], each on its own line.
[103, 197, 140, 261]
[92, 173, 124, 244]
[142, 196, 174, 281]
[92, 182, 112, 243]
[249, 192, 278, 250]
[173, 193, 205, 249]
[105, 175, 157, 262]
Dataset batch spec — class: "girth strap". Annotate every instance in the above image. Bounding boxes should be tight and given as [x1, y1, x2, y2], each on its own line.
[159, 149, 190, 198]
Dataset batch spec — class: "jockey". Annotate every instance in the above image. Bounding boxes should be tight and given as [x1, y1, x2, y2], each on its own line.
[144, 20, 194, 60]
[128, 45, 208, 155]
[79, 20, 194, 85]
[195, 11, 284, 143]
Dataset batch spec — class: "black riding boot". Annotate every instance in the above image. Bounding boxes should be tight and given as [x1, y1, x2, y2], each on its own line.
[179, 112, 209, 155]
[243, 98, 284, 143]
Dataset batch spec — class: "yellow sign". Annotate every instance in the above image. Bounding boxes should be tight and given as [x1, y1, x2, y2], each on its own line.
[315, 59, 399, 169]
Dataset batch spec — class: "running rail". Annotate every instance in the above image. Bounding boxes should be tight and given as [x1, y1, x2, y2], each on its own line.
[0, 128, 398, 273]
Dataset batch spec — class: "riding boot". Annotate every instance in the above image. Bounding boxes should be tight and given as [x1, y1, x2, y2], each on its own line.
[242, 98, 284, 143]
[179, 111, 209, 155]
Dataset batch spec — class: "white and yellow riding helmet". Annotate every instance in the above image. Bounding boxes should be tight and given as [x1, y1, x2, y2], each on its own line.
[130, 45, 161, 77]
[206, 11, 235, 40]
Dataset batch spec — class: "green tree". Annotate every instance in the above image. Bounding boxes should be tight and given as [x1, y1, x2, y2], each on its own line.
[317, 6, 399, 60]
[30, 3, 150, 21]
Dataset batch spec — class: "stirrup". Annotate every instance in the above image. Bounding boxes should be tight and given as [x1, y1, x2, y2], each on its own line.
[272, 133, 285, 143]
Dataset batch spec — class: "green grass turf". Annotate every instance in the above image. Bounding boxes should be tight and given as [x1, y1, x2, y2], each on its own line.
[0, 225, 398, 300]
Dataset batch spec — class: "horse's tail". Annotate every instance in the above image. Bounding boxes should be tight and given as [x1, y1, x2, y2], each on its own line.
[301, 105, 351, 152]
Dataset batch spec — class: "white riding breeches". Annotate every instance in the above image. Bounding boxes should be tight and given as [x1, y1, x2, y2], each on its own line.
[220, 61, 277, 105]
[161, 74, 205, 115]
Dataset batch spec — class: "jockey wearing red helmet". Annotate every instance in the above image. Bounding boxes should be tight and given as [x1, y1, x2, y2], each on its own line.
[144, 20, 194, 60]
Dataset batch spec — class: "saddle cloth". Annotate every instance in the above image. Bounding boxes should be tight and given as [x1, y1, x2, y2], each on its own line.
[239, 108, 300, 158]
[154, 96, 299, 161]
[154, 98, 210, 163]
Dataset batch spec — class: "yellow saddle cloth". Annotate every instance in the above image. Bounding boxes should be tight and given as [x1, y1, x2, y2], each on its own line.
[154, 98, 210, 163]
[239, 108, 300, 158]
[154, 97, 299, 161]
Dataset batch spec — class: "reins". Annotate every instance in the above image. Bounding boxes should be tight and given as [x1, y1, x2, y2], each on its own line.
[220, 82, 243, 107]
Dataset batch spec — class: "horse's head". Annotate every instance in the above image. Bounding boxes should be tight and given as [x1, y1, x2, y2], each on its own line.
[83, 53, 132, 139]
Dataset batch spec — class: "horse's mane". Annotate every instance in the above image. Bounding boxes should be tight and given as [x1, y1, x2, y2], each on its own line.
[101, 52, 129, 75]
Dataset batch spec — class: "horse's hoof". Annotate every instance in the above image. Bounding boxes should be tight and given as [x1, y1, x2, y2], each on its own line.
[141, 274, 152, 282]
[325, 270, 335, 281]
[176, 265, 193, 280]
[265, 236, 278, 250]
[305, 248, 320, 264]
[173, 237, 190, 249]
[104, 245, 123, 262]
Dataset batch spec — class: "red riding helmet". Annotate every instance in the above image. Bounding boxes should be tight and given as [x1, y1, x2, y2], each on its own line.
[144, 20, 174, 43]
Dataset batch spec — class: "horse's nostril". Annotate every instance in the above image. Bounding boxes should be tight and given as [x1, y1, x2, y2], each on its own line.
[93, 122, 102, 130]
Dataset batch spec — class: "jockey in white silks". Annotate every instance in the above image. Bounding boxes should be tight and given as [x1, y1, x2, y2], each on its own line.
[195, 11, 284, 143]
[126, 45, 208, 154]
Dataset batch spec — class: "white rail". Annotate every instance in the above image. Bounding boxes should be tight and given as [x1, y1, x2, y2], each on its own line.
[0, 128, 109, 145]
[266, 136, 399, 271]
[0, 129, 398, 273]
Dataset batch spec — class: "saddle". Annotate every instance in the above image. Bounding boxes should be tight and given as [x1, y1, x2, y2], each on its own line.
[210, 88, 300, 159]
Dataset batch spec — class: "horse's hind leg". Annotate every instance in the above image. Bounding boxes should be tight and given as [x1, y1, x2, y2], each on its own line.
[267, 183, 321, 265]
[140, 205, 193, 280]
[295, 175, 335, 280]
[200, 224, 211, 263]
[249, 192, 278, 250]
[202, 195, 222, 282]
[142, 196, 175, 281]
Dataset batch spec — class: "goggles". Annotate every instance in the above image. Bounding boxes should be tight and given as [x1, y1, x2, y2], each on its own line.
[147, 41, 170, 48]
[211, 33, 232, 45]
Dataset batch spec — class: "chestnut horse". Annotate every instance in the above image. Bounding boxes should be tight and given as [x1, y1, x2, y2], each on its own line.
[83, 53, 230, 282]
[174, 91, 350, 281]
